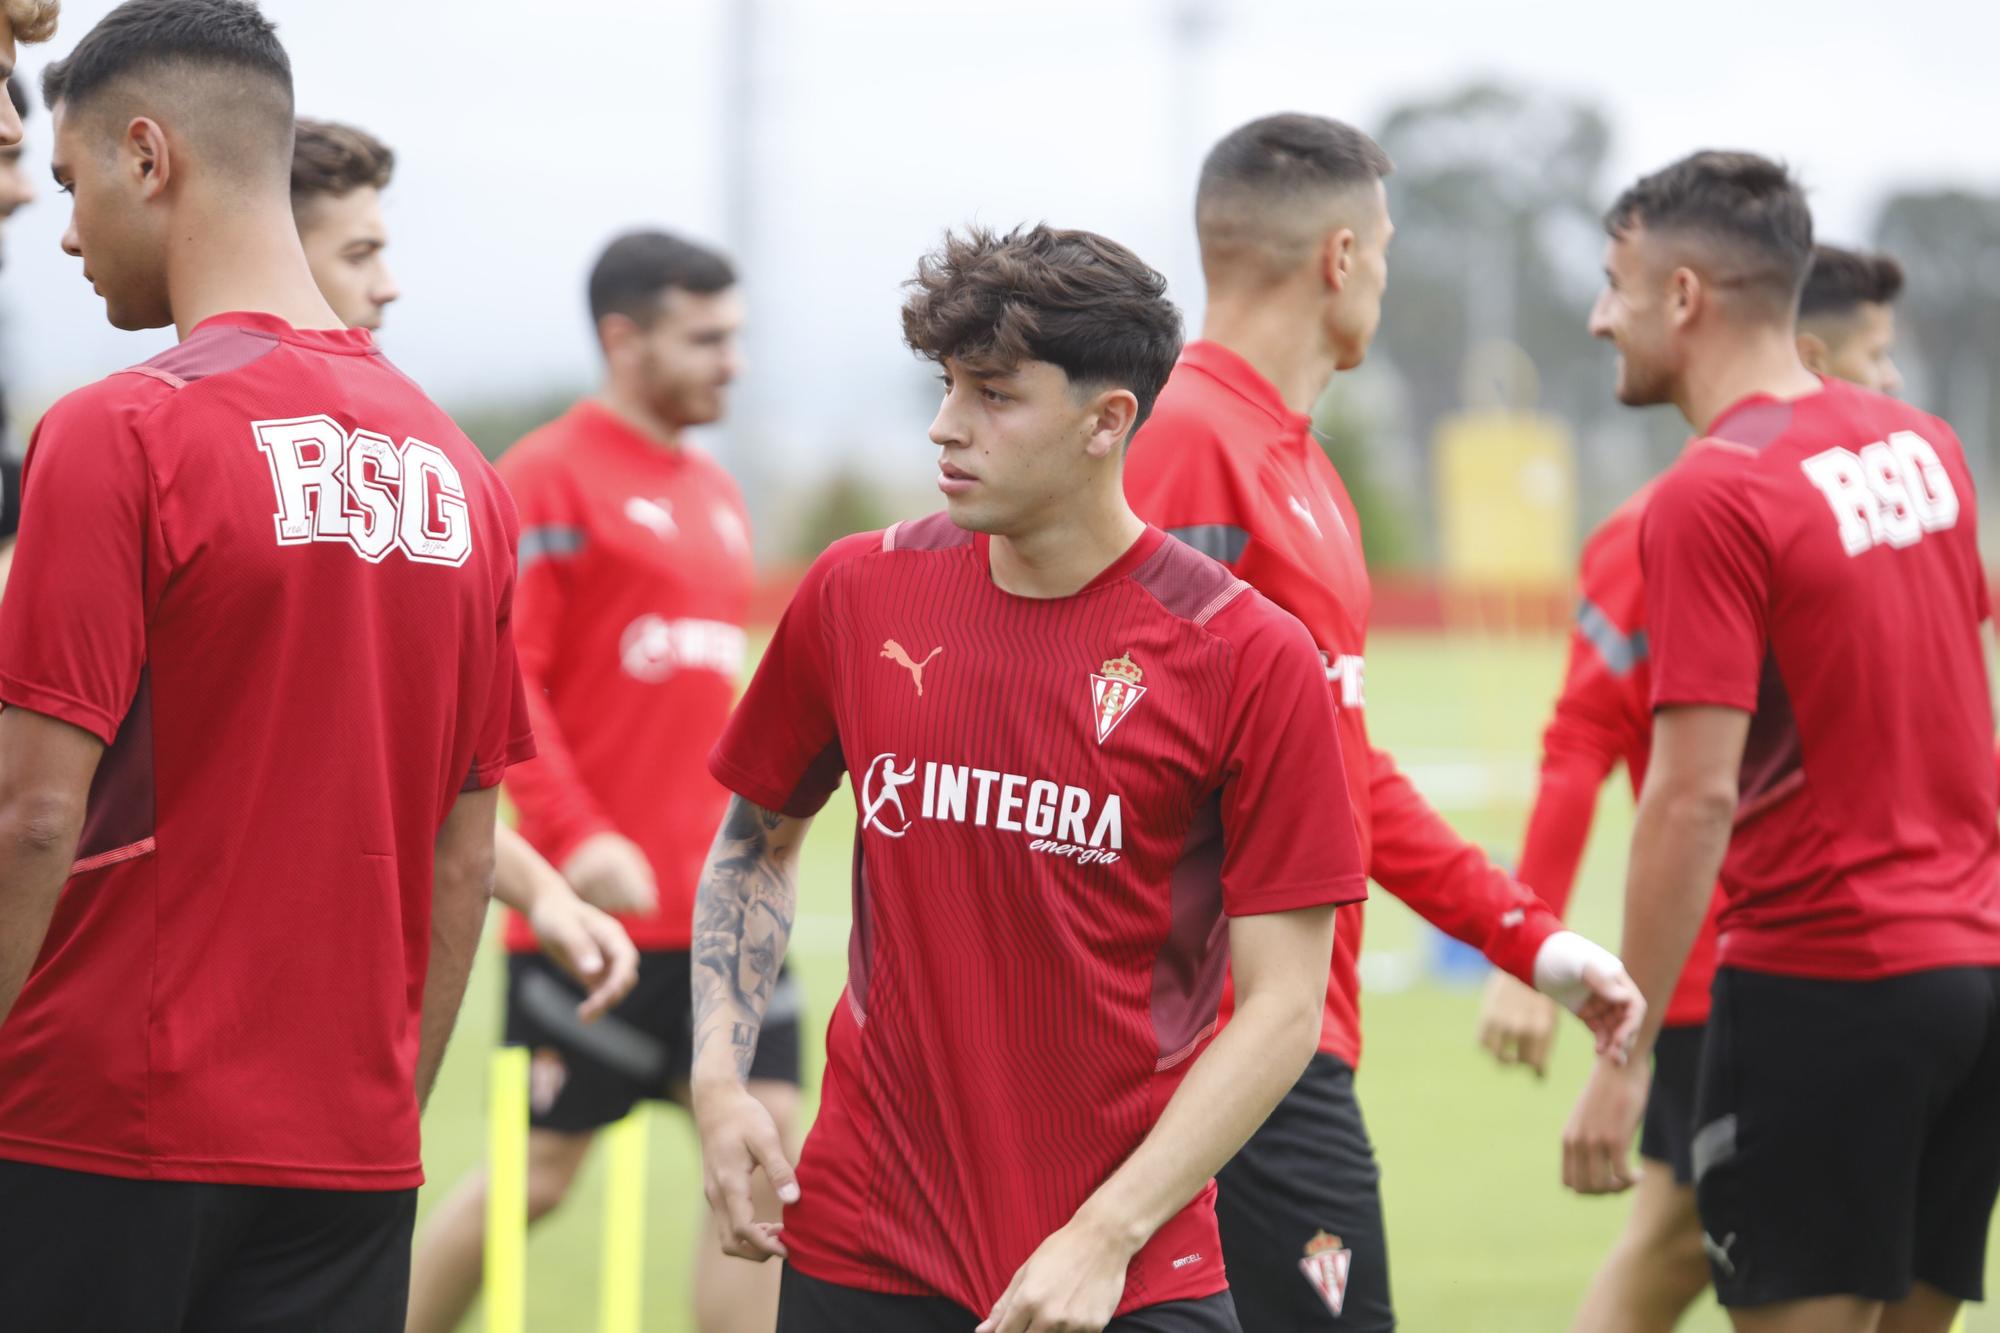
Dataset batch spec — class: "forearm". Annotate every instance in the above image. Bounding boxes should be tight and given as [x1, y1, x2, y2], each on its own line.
[689, 797, 804, 1090]
[490, 821, 559, 915]
[1072, 975, 1322, 1254]
[0, 805, 83, 1025]
[416, 847, 495, 1109]
[1620, 784, 1730, 1056]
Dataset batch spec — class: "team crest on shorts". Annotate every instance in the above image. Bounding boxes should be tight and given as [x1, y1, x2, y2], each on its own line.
[1299, 1230, 1352, 1316]
[1089, 652, 1147, 744]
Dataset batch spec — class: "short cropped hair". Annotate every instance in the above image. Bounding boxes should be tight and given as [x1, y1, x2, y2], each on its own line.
[1196, 114, 1393, 284]
[1798, 244, 1904, 321]
[4, 0, 60, 45]
[587, 230, 735, 329]
[1605, 150, 1814, 314]
[899, 223, 1183, 431]
[291, 119, 394, 214]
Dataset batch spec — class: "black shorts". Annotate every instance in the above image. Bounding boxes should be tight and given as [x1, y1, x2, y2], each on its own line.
[0, 1158, 415, 1331]
[1214, 1052, 1394, 1331]
[504, 949, 803, 1133]
[1638, 1022, 1705, 1184]
[776, 1265, 1241, 1332]
[1693, 965, 2000, 1308]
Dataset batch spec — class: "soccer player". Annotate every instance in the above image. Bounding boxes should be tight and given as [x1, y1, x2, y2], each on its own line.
[1563, 151, 2000, 1333]
[291, 117, 399, 332]
[1475, 237, 1912, 1333]
[407, 230, 778, 1333]
[285, 115, 638, 1023]
[691, 219, 1361, 1333]
[1121, 112, 1643, 1332]
[0, 3, 533, 1328]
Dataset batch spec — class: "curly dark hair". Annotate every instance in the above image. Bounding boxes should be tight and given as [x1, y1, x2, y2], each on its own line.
[900, 223, 1183, 432]
[291, 119, 395, 212]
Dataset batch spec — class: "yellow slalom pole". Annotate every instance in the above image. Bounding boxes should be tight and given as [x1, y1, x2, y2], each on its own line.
[599, 1108, 650, 1333]
[484, 1047, 530, 1333]
[1948, 1314, 1964, 1333]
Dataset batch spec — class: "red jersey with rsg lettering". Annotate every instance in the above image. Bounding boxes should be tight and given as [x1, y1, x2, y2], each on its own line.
[499, 400, 753, 952]
[1126, 341, 1562, 1067]
[1643, 378, 2000, 978]
[708, 515, 1364, 1315]
[1518, 483, 1721, 1028]
[0, 313, 533, 1188]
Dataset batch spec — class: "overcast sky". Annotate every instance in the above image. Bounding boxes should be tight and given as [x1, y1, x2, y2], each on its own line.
[3, 0, 1996, 480]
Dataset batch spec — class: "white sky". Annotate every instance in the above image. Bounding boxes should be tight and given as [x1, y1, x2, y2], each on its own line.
[4, 0, 1996, 479]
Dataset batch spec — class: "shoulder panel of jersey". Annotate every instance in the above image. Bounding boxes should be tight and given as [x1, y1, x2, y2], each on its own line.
[1131, 530, 1253, 626]
[881, 510, 974, 553]
[117, 322, 285, 391]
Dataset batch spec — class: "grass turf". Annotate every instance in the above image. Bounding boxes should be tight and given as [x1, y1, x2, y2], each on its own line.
[415, 630, 2000, 1331]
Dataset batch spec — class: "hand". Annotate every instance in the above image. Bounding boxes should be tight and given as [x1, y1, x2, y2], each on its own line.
[1531, 931, 1646, 1065]
[1562, 1055, 1650, 1195]
[562, 832, 658, 915]
[1477, 971, 1560, 1077]
[526, 889, 640, 1022]
[976, 1214, 1136, 1333]
[691, 1079, 800, 1262]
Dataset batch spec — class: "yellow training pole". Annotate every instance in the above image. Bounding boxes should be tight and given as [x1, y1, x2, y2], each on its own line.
[599, 1109, 650, 1333]
[1948, 1314, 1964, 1333]
[484, 1047, 530, 1333]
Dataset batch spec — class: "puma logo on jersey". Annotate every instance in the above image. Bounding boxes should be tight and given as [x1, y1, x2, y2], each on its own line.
[1289, 494, 1322, 537]
[256, 415, 472, 566]
[859, 751, 1125, 864]
[881, 640, 943, 696]
[625, 496, 677, 541]
[1800, 430, 1960, 557]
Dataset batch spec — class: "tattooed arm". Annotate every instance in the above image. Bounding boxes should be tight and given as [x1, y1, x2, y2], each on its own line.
[689, 795, 813, 1262]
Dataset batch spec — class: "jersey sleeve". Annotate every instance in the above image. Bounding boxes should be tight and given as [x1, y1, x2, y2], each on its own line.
[1367, 749, 1564, 985]
[1213, 600, 1367, 916]
[1515, 536, 1649, 918]
[707, 532, 875, 818]
[464, 536, 536, 793]
[0, 381, 169, 743]
[1642, 456, 1771, 713]
[496, 452, 617, 862]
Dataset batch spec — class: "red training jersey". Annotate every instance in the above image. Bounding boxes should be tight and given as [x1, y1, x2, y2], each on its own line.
[1125, 341, 1562, 1066]
[709, 516, 1365, 1316]
[1643, 378, 2000, 979]
[499, 400, 753, 952]
[0, 313, 533, 1189]
[1518, 483, 1721, 1028]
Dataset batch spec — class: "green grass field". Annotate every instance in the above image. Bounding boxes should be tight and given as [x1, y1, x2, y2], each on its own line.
[416, 630, 2000, 1332]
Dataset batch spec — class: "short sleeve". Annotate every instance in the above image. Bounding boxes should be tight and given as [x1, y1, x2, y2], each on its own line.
[1214, 600, 1368, 916]
[0, 382, 166, 743]
[1642, 458, 1771, 713]
[707, 532, 875, 817]
[465, 560, 537, 792]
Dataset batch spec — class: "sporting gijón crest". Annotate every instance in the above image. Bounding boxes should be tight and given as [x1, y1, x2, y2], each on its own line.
[1089, 652, 1146, 744]
[1299, 1230, 1352, 1315]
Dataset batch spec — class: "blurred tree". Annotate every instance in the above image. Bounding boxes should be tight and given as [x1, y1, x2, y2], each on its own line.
[1372, 82, 1617, 553]
[447, 390, 579, 463]
[1873, 189, 2000, 487]
[1313, 382, 1418, 570]
[792, 465, 901, 561]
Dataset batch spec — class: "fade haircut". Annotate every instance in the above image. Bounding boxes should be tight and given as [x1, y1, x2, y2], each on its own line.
[41, 0, 292, 185]
[1605, 150, 1814, 319]
[900, 223, 1184, 434]
[291, 119, 394, 218]
[4, 0, 60, 44]
[1196, 113, 1393, 286]
[1798, 243, 1903, 322]
[587, 229, 735, 330]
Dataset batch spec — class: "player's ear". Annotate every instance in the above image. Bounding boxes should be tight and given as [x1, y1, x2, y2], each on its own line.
[596, 313, 640, 368]
[1083, 388, 1138, 460]
[1321, 226, 1355, 294]
[1669, 266, 1702, 330]
[125, 117, 172, 199]
[1796, 329, 1830, 376]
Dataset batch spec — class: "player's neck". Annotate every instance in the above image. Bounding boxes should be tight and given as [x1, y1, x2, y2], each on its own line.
[1200, 292, 1339, 415]
[596, 385, 687, 451]
[1677, 330, 1823, 433]
[987, 487, 1146, 600]
[166, 195, 344, 341]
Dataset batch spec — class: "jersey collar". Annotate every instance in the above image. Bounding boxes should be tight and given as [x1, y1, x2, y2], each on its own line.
[187, 311, 378, 355]
[974, 524, 1166, 598]
[1178, 340, 1313, 435]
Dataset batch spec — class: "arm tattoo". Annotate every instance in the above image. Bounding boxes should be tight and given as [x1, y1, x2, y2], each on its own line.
[691, 796, 802, 1082]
